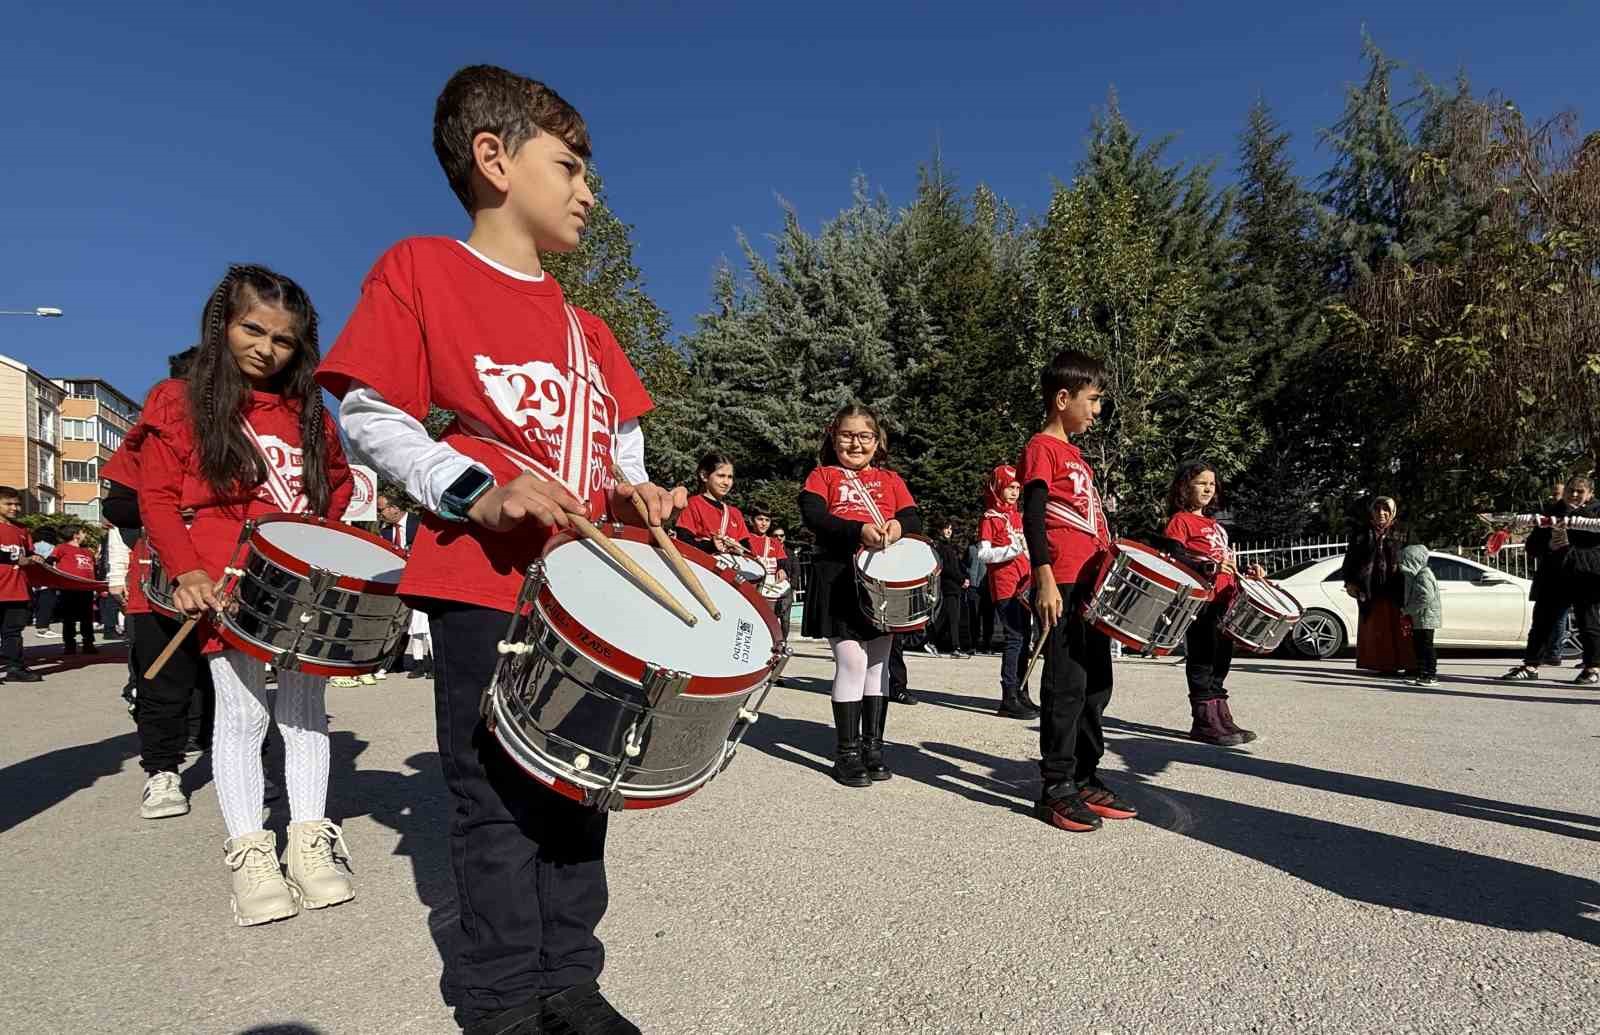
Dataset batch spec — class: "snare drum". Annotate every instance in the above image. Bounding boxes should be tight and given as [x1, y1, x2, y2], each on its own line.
[485, 526, 788, 811]
[142, 550, 180, 617]
[1081, 539, 1212, 655]
[1219, 577, 1302, 653]
[212, 515, 411, 676]
[722, 554, 767, 584]
[854, 535, 942, 633]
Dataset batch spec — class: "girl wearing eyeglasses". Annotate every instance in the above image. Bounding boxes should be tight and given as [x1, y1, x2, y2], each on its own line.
[798, 403, 922, 788]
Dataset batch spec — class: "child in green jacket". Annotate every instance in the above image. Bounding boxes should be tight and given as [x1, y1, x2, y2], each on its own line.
[1400, 544, 1441, 685]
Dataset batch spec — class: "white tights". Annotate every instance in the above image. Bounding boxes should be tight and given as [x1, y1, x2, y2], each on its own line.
[828, 636, 892, 703]
[210, 650, 330, 839]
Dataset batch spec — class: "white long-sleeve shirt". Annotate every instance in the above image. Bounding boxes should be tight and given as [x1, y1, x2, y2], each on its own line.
[105, 530, 131, 594]
[976, 531, 1026, 565]
[337, 382, 649, 513]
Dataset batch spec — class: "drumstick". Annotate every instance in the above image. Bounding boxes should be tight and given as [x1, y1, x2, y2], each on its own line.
[1020, 627, 1052, 688]
[144, 616, 198, 680]
[519, 465, 697, 626]
[610, 463, 721, 621]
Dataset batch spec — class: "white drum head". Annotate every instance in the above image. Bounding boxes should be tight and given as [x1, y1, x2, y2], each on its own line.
[1121, 543, 1205, 590]
[856, 537, 939, 582]
[255, 520, 404, 584]
[1241, 577, 1300, 618]
[544, 537, 774, 678]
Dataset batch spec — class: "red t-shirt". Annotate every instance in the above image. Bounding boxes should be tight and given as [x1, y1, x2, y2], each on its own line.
[0, 523, 33, 602]
[317, 238, 654, 613]
[1164, 510, 1235, 598]
[802, 466, 915, 525]
[53, 543, 95, 580]
[676, 494, 749, 547]
[135, 380, 353, 651]
[979, 508, 1031, 602]
[746, 533, 787, 580]
[1017, 433, 1110, 586]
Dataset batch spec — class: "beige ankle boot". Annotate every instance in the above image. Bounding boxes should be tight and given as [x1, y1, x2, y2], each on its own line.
[282, 819, 355, 909]
[223, 830, 300, 927]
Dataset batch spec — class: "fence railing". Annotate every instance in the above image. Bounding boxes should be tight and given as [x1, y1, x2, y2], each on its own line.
[1233, 537, 1533, 581]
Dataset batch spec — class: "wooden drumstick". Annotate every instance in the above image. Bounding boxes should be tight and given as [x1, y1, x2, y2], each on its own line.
[144, 616, 198, 680]
[1020, 626, 1052, 688]
[610, 463, 721, 621]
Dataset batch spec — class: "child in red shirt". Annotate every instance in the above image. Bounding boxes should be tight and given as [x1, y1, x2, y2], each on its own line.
[1163, 461, 1266, 746]
[1020, 350, 1137, 833]
[316, 65, 682, 1035]
[746, 505, 792, 640]
[976, 464, 1036, 718]
[0, 486, 41, 680]
[50, 526, 98, 654]
[138, 265, 355, 927]
[799, 403, 922, 787]
[674, 450, 752, 558]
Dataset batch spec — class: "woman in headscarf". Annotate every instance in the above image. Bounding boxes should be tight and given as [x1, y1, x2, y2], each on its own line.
[1341, 496, 1415, 674]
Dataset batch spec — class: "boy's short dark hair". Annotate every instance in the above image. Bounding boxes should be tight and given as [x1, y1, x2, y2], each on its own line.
[0, 486, 19, 502]
[1041, 349, 1106, 412]
[433, 65, 592, 213]
[748, 504, 771, 519]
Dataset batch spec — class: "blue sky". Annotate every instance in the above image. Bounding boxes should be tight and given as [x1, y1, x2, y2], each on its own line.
[2, 1, 1594, 403]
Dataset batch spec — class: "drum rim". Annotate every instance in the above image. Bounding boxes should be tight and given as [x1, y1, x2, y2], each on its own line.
[1236, 576, 1303, 621]
[854, 533, 942, 589]
[538, 524, 781, 695]
[246, 512, 408, 596]
[1111, 538, 1213, 600]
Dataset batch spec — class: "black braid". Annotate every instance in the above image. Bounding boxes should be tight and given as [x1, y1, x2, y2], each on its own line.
[297, 303, 332, 515]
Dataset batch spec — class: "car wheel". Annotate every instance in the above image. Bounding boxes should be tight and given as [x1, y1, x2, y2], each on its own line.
[1292, 609, 1346, 659]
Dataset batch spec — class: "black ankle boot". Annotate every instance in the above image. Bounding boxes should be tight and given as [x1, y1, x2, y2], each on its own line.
[995, 690, 1038, 719]
[860, 695, 891, 781]
[831, 700, 870, 787]
[1017, 685, 1042, 714]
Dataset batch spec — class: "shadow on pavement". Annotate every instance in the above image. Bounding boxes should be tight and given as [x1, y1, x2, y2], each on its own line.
[1103, 727, 1600, 947]
[322, 731, 453, 971]
[738, 712, 1033, 816]
[238, 1025, 326, 1034]
[1105, 717, 1600, 842]
[0, 729, 139, 833]
[1230, 662, 1600, 706]
[779, 674, 1003, 716]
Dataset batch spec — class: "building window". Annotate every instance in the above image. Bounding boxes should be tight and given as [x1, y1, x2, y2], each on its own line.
[35, 408, 56, 445]
[99, 422, 123, 450]
[64, 501, 101, 521]
[35, 445, 56, 489]
[63, 460, 98, 483]
[63, 418, 94, 440]
[68, 381, 95, 399]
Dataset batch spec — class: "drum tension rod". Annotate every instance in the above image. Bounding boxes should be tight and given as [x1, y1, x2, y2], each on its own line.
[591, 664, 688, 812]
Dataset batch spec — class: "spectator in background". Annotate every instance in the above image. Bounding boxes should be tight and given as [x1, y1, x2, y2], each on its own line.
[927, 518, 969, 657]
[1502, 476, 1600, 684]
[1341, 496, 1414, 675]
[52, 526, 98, 655]
[965, 539, 994, 653]
[1400, 544, 1442, 686]
[1537, 475, 1573, 666]
[32, 528, 59, 638]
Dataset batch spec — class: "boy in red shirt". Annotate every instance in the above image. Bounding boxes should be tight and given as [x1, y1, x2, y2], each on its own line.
[50, 526, 98, 655]
[1019, 350, 1138, 833]
[0, 487, 41, 681]
[317, 65, 683, 1035]
[745, 505, 792, 640]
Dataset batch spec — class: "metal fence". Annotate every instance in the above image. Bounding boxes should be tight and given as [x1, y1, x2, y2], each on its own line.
[1232, 536, 1532, 580]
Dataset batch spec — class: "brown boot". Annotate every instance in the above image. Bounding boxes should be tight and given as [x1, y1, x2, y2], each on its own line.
[1216, 697, 1257, 743]
[1188, 698, 1245, 747]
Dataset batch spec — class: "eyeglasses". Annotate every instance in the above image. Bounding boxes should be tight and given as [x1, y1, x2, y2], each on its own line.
[835, 432, 878, 445]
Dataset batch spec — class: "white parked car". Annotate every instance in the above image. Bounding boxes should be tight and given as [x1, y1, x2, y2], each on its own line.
[1269, 552, 1574, 659]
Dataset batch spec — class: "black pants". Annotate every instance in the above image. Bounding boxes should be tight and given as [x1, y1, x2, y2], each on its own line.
[1524, 591, 1600, 668]
[936, 585, 965, 652]
[428, 603, 609, 1028]
[772, 588, 793, 641]
[34, 587, 56, 630]
[968, 589, 995, 651]
[58, 591, 95, 649]
[997, 596, 1031, 694]
[1038, 612, 1113, 791]
[0, 601, 29, 669]
[132, 612, 209, 774]
[100, 593, 122, 637]
[1412, 629, 1437, 677]
[888, 633, 907, 694]
[1183, 600, 1235, 699]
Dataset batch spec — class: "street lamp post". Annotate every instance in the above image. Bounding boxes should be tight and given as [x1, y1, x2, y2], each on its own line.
[0, 307, 63, 317]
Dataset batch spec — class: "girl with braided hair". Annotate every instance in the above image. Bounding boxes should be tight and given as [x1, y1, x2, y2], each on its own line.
[134, 265, 355, 927]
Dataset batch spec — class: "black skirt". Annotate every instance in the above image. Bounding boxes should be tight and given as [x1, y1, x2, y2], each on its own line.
[802, 554, 886, 642]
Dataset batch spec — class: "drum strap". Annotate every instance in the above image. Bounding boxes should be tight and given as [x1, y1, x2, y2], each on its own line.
[840, 468, 887, 527]
[241, 419, 309, 514]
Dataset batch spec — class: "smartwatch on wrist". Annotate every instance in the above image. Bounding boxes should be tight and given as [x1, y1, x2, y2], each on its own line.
[437, 466, 496, 523]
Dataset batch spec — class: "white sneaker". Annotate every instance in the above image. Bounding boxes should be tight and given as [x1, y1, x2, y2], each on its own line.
[36, 629, 57, 639]
[328, 676, 361, 688]
[224, 831, 300, 926]
[373, 669, 389, 681]
[358, 673, 378, 686]
[140, 771, 189, 819]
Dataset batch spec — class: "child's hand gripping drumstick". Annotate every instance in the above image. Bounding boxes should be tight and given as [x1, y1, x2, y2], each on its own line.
[611, 463, 722, 621]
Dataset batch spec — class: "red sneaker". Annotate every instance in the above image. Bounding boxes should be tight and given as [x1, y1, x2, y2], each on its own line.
[1034, 792, 1103, 832]
[1079, 780, 1138, 819]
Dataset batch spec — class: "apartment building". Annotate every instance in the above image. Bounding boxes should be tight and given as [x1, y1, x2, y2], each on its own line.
[0, 355, 66, 515]
[56, 378, 139, 521]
